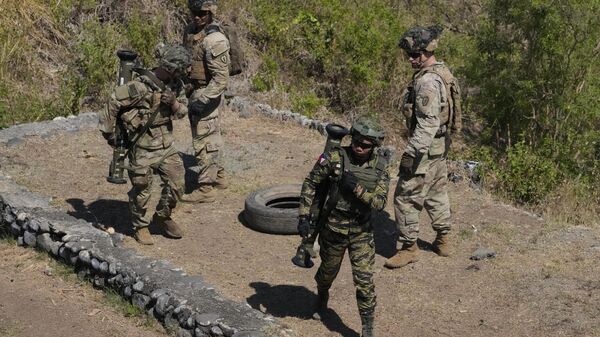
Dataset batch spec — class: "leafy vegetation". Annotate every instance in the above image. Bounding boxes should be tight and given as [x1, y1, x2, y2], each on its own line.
[1, 0, 599, 218]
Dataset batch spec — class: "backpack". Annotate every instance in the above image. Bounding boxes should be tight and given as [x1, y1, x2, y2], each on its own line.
[221, 20, 246, 76]
[423, 63, 462, 133]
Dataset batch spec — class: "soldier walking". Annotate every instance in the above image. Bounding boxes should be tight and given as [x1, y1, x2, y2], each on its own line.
[298, 118, 390, 337]
[99, 45, 192, 245]
[183, 0, 230, 199]
[385, 26, 461, 269]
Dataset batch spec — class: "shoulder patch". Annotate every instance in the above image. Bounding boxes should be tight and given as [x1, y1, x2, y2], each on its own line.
[128, 83, 141, 98]
[210, 40, 230, 58]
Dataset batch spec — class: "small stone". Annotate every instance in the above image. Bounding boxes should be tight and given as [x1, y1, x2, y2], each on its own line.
[466, 264, 480, 271]
[78, 250, 91, 265]
[176, 328, 193, 337]
[91, 258, 100, 270]
[58, 246, 69, 260]
[44, 266, 53, 276]
[23, 231, 36, 247]
[218, 322, 238, 337]
[99, 261, 109, 273]
[132, 293, 151, 309]
[16, 236, 24, 246]
[210, 326, 224, 336]
[155, 294, 171, 316]
[16, 212, 27, 224]
[195, 313, 220, 327]
[194, 328, 208, 337]
[10, 223, 21, 236]
[470, 247, 497, 261]
[26, 219, 40, 232]
[109, 263, 118, 275]
[123, 286, 132, 298]
[132, 281, 144, 292]
[93, 276, 105, 288]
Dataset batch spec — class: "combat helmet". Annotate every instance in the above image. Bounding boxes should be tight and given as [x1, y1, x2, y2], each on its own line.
[399, 25, 443, 53]
[350, 117, 385, 146]
[188, 0, 217, 13]
[155, 44, 192, 74]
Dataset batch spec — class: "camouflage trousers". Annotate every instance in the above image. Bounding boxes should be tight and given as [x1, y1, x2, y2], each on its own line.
[189, 99, 225, 185]
[315, 227, 376, 316]
[393, 156, 451, 244]
[127, 146, 184, 228]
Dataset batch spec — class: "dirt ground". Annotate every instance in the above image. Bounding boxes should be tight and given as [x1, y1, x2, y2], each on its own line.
[1, 106, 600, 337]
[0, 241, 166, 337]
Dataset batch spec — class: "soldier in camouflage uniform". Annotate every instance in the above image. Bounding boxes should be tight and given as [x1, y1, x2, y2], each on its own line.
[183, 0, 230, 198]
[99, 44, 192, 245]
[385, 26, 459, 269]
[298, 118, 390, 337]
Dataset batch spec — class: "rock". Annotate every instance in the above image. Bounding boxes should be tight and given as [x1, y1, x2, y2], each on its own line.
[23, 231, 37, 247]
[132, 293, 151, 309]
[194, 328, 209, 337]
[26, 219, 40, 232]
[132, 281, 144, 292]
[232, 332, 266, 337]
[91, 258, 100, 271]
[44, 266, 53, 276]
[10, 223, 21, 236]
[218, 322, 238, 337]
[466, 264, 480, 271]
[155, 294, 171, 316]
[123, 286, 132, 298]
[211, 326, 224, 336]
[37, 233, 54, 253]
[151, 288, 169, 300]
[99, 261, 109, 273]
[195, 313, 220, 327]
[78, 250, 91, 265]
[470, 247, 496, 260]
[176, 328, 193, 337]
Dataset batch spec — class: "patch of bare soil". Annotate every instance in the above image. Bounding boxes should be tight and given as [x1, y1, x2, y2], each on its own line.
[0, 241, 166, 337]
[2, 106, 600, 337]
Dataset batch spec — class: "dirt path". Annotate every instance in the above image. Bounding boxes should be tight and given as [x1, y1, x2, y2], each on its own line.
[1, 106, 600, 337]
[0, 241, 166, 337]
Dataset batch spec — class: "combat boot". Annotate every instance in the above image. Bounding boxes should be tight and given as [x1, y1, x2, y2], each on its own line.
[180, 187, 216, 204]
[214, 172, 228, 190]
[134, 227, 153, 245]
[384, 243, 418, 269]
[431, 232, 450, 257]
[312, 289, 329, 320]
[154, 215, 183, 239]
[360, 314, 374, 337]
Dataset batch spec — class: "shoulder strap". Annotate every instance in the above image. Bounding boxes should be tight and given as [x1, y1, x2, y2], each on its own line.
[132, 68, 166, 91]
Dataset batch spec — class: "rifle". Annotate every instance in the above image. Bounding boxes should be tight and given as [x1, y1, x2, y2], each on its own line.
[292, 123, 349, 268]
[106, 50, 138, 185]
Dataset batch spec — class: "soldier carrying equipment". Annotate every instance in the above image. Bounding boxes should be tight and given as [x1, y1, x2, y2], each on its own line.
[292, 123, 349, 268]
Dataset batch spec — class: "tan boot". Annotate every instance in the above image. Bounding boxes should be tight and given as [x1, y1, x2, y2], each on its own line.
[431, 233, 450, 257]
[155, 216, 183, 239]
[384, 243, 418, 269]
[134, 227, 153, 245]
[179, 187, 216, 204]
[214, 173, 228, 190]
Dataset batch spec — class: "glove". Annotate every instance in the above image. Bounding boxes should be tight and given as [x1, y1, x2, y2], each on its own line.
[297, 215, 311, 238]
[189, 100, 207, 116]
[341, 171, 359, 194]
[101, 132, 116, 147]
[160, 90, 176, 105]
[399, 152, 415, 177]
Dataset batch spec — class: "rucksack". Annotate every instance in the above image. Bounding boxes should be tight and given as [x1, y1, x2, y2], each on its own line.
[221, 20, 246, 76]
[423, 63, 462, 133]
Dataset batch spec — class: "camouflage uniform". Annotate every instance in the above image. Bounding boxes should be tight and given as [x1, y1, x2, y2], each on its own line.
[393, 26, 455, 247]
[99, 67, 188, 229]
[299, 146, 390, 316]
[183, 6, 230, 188]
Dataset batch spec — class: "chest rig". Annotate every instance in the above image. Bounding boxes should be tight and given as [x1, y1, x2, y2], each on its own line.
[184, 24, 223, 86]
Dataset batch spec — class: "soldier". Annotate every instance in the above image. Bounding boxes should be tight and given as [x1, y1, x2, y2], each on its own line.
[183, 0, 230, 198]
[298, 118, 390, 337]
[385, 26, 460, 269]
[99, 44, 192, 245]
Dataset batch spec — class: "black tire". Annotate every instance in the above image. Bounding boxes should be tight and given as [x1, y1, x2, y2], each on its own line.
[243, 184, 301, 235]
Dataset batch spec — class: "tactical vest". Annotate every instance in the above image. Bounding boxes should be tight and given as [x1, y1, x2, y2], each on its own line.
[402, 63, 462, 135]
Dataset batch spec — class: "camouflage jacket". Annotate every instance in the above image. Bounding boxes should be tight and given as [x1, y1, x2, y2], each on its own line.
[183, 21, 230, 104]
[403, 61, 450, 174]
[299, 147, 390, 235]
[99, 73, 188, 151]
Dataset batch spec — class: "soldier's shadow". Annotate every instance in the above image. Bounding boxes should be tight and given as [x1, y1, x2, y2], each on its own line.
[65, 198, 133, 236]
[371, 210, 398, 258]
[247, 282, 360, 337]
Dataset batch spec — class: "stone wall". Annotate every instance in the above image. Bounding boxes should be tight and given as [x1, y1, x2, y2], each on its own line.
[0, 174, 294, 337]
